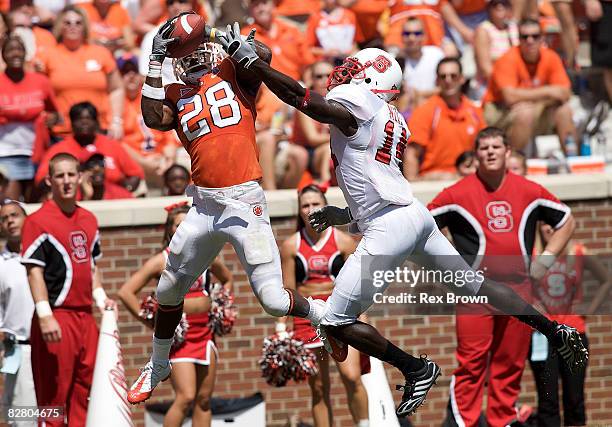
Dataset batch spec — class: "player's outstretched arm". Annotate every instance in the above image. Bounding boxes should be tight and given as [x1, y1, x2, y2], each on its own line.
[141, 17, 178, 131]
[215, 23, 358, 136]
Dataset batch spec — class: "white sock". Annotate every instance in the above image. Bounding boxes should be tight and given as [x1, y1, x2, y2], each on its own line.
[357, 420, 369, 427]
[306, 297, 326, 325]
[152, 336, 173, 364]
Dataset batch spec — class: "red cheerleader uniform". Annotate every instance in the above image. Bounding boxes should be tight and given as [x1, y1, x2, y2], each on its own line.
[292, 228, 344, 348]
[164, 249, 218, 365]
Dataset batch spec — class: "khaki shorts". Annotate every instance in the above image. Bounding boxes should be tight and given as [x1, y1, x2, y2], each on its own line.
[484, 102, 556, 136]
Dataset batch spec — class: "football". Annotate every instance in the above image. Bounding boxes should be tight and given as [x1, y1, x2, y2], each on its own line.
[167, 12, 207, 58]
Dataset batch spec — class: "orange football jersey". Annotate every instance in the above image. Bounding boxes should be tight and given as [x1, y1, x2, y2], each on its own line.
[165, 59, 262, 188]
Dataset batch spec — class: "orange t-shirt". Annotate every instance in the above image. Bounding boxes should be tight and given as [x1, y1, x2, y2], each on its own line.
[164, 59, 261, 188]
[32, 27, 57, 58]
[483, 46, 571, 104]
[78, 2, 131, 42]
[348, 0, 388, 42]
[305, 7, 364, 56]
[274, 0, 321, 17]
[242, 18, 314, 80]
[254, 85, 284, 131]
[385, 0, 448, 47]
[408, 95, 484, 175]
[123, 94, 179, 155]
[37, 43, 116, 134]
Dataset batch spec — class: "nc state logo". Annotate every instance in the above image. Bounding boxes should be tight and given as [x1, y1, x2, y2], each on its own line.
[372, 55, 392, 73]
[308, 255, 328, 273]
[485, 201, 513, 232]
[253, 205, 263, 216]
[69, 231, 89, 263]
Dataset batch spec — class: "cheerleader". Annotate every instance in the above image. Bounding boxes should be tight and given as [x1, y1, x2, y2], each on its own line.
[118, 202, 232, 427]
[279, 185, 369, 427]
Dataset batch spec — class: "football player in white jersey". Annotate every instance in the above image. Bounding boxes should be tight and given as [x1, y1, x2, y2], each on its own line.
[210, 23, 588, 417]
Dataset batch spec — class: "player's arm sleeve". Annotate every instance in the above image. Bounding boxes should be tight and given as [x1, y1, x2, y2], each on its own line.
[326, 85, 381, 124]
[536, 186, 571, 229]
[427, 188, 454, 229]
[20, 219, 48, 267]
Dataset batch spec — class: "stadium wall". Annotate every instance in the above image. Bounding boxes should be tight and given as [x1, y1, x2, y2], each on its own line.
[22, 174, 612, 426]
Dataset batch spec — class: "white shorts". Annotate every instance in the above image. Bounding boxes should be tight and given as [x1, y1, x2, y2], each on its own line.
[167, 181, 283, 307]
[322, 200, 483, 326]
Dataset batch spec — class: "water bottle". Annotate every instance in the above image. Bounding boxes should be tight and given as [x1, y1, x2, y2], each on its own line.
[580, 135, 592, 156]
[565, 136, 578, 157]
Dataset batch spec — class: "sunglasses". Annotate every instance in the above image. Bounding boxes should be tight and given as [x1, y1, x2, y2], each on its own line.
[63, 20, 83, 26]
[437, 72, 460, 81]
[166, 0, 190, 4]
[402, 31, 424, 37]
[519, 33, 542, 41]
[313, 73, 329, 80]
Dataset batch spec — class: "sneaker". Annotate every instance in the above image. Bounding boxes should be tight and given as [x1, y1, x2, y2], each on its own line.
[395, 356, 441, 417]
[551, 323, 588, 372]
[314, 325, 348, 362]
[127, 360, 172, 404]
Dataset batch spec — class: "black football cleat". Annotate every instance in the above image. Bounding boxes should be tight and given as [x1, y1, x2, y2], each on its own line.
[395, 356, 441, 417]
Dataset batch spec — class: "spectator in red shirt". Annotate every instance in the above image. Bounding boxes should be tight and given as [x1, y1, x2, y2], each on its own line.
[34, 101, 143, 194]
[0, 35, 58, 202]
[79, 152, 134, 201]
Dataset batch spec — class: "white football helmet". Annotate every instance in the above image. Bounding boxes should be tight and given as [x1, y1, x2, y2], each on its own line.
[173, 42, 226, 85]
[327, 48, 402, 102]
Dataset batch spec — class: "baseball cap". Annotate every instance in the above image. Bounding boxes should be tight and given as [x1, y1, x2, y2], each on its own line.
[0, 165, 9, 181]
[117, 54, 139, 74]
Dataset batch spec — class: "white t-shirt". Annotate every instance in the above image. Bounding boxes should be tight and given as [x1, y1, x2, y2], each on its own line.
[326, 84, 414, 221]
[403, 46, 445, 92]
[139, 25, 180, 86]
[0, 250, 34, 341]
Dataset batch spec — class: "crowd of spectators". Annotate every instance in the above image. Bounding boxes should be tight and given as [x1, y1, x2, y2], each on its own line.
[0, 0, 610, 203]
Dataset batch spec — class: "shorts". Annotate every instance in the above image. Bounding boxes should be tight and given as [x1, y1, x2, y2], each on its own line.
[590, 2, 612, 67]
[484, 101, 556, 135]
[170, 323, 217, 365]
[292, 294, 330, 349]
[0, 156, 35, 181]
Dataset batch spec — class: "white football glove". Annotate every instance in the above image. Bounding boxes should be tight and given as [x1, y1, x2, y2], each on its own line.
[308, 206, 352, 233]
[217, 22, 259, 68]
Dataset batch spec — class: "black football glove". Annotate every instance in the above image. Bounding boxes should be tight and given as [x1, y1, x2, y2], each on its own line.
[150, 13, 187, 62]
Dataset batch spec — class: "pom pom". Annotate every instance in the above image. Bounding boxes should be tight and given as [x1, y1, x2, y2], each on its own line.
[259, 333, 318, 387]
[139, 292, 189, 350]
[208, 283, 237, 336]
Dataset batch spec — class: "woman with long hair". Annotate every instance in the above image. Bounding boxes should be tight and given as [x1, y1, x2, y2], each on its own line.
[118, 202, 232, 427]
[279, 185, 369, 427]
[36, 5, 124, 138]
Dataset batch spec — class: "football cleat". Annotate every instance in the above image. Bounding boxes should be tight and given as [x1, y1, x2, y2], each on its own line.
[551, 323, 588, 372]
[395, 356, 441, 417]
[315, 325, 348, 362]
[127, 360, 172, 404]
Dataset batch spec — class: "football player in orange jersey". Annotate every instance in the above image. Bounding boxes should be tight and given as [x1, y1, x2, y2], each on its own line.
[127, 16, 329, 404]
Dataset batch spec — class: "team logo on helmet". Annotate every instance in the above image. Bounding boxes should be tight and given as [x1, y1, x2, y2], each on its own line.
[253, 205, 263, 216]
[372, 55, 392, 73]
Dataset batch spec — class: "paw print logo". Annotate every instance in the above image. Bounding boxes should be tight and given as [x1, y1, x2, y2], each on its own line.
[253, 205, 263, 216]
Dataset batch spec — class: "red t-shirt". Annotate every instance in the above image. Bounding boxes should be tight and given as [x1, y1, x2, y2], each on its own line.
[35, 134, 144, 185]
[428, 172, 571, 294]
[21, 200, 101, 310]
[0, 72, 58, 156]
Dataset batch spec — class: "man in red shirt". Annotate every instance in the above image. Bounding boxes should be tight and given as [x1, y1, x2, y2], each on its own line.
[428, 127, 576, 426]
[35, 102, 144, 193]
[21, 152, 115, 426]
[483, 19, 577, 151]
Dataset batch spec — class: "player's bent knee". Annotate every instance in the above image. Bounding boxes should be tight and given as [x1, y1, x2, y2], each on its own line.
[255, 281, 291, 317]
[157, 267, 197, 306]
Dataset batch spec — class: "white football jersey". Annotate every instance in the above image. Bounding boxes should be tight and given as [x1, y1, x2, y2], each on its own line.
[326, 84, 414, 221]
